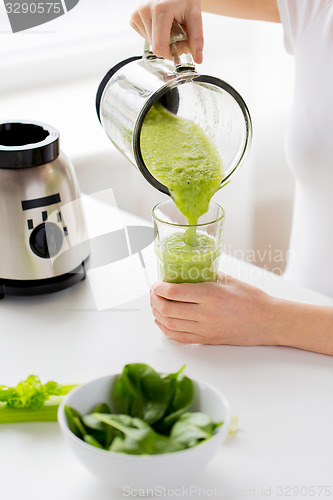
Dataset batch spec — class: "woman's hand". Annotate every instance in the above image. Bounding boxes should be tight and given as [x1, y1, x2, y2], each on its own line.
[130, 0, 204, 63]
[150, 272, 279, 345]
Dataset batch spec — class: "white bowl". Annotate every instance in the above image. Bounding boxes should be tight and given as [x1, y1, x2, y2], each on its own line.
[58, 373, 231, 490]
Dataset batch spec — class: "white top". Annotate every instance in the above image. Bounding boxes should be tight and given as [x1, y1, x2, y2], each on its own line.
[277, 0, 333, 296]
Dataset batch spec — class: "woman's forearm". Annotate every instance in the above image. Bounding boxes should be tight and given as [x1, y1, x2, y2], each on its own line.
[270, 298, 333, 356]
[202, 0, 280, 23]
[150, 275, 333, 356]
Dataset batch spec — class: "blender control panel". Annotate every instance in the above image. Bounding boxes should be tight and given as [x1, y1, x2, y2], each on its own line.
[21, 193, 68, 259]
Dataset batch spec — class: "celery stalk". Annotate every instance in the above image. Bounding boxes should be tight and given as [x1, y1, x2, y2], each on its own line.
[0, 382, 77, 424]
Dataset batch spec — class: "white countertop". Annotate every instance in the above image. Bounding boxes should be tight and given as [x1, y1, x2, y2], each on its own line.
[1, 195, 333, 500]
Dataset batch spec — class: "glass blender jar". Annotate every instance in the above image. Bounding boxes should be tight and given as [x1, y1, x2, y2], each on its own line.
[96, 21, 252, 194]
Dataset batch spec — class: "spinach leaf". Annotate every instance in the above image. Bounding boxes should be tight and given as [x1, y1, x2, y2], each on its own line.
[65, 405, 111, 449]
[155, 366, 194, 434]
[91, 403, 111, 414]
[94, 413, 185, 455]
[113, 364, 172, 425]
[170, 412, 223, 448]
[84, 434, 105, 449]
[64, 405, 85, 438]
[82, 412, 115, 448]
[82, 403, 112, 431]
[82, 413, 105, 431]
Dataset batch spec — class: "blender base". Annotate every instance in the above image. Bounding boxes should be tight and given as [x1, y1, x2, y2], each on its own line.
[0, 259, 89, 299]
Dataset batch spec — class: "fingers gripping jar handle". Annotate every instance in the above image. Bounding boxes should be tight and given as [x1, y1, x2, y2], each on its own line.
[143, 20, 196, 72]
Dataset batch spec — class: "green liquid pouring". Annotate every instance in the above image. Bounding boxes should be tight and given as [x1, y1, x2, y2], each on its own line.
[141, 103, 223, 226]
[141, 103, 224, 282]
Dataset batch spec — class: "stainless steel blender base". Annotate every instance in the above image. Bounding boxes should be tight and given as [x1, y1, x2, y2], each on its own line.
[0, 259, 88, 299]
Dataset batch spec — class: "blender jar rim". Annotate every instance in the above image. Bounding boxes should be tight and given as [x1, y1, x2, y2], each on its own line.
[134, 73, 252, 195]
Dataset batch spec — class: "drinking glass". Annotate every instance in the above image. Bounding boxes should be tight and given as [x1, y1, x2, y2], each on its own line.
[152, 200, 224, 283]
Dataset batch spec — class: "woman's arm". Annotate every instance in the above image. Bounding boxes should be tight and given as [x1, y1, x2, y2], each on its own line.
[202, 0, 280, 23]
[150, 273, 333, 356]
[130, 0, 280, 63]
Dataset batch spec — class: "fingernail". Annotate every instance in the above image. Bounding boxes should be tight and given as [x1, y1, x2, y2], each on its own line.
[196, 50, 203, 64]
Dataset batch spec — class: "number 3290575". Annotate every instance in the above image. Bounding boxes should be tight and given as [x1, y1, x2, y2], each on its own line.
[5, 3, 62, 14]
[276, 485, 332, 497]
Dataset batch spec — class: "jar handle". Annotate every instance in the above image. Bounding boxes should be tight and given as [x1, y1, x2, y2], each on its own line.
[169, 20, 195, 71]
[143, 20, 196, 72]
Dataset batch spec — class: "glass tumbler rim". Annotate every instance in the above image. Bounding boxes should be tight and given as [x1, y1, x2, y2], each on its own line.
[152, 200, 225, 228]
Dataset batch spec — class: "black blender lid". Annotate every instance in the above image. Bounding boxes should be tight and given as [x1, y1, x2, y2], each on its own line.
[0, 121, 59, 169]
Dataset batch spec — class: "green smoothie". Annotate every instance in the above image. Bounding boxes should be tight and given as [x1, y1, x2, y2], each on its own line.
[141, 103, 223, 225]
[155, 231, 221, 283]
[141, 102, 224, 283]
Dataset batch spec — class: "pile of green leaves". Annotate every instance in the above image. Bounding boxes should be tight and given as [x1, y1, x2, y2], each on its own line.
[0, 375, 76, 423]
[65, 363, 222, 455]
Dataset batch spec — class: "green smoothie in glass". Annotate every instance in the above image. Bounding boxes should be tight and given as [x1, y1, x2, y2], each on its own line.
[141, 103, 224, 283]
[155, 229, 222, 283]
